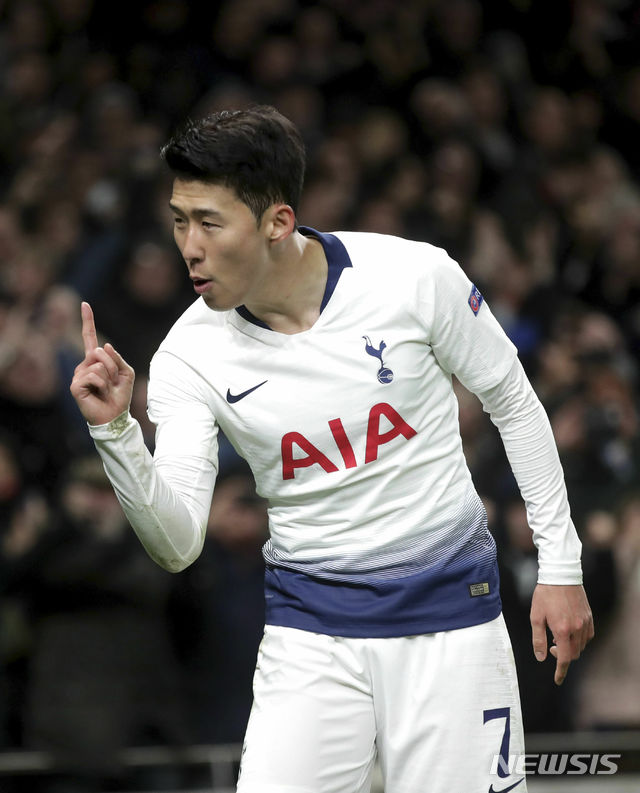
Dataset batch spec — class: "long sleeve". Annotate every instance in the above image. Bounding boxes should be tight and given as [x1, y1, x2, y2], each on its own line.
[416, 248, 582, 584]
[476, 358, 583, 584]
[89, 351, 219, 572]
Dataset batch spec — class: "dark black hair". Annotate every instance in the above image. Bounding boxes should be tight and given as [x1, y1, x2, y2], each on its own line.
[160, 105, 306, 223]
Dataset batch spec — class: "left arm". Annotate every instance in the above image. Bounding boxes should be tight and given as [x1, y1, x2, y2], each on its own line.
[419, 249, 593, 684]
[476, 359, 594, 684]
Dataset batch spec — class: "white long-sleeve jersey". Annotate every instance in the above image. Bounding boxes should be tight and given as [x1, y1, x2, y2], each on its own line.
[90, 229, 582, 637]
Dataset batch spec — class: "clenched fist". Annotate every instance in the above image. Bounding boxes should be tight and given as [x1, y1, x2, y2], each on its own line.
[69, 302, 135, 426]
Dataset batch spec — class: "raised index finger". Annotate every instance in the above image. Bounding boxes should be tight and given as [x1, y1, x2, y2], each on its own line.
[81, 301, 99, 355]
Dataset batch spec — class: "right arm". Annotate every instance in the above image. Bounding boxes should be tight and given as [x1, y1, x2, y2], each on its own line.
[70, 303, 218, 572]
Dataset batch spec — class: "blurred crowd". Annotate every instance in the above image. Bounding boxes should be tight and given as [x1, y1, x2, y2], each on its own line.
[1, 0, 640, 789]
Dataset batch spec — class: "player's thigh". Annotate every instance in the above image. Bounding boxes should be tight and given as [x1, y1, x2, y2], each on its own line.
[237, 626, 377, 793]
[374, 614, 527, 793]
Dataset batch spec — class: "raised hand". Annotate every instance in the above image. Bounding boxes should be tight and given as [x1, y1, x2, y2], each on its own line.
[69, 302, 135, 426]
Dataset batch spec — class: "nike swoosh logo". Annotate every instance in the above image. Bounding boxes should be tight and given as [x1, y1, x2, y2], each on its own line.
[226, 380, 268, 403]
[489, 778, 524, 793]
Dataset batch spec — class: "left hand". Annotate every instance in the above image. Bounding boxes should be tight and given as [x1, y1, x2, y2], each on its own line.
[530, 583, 594, 685]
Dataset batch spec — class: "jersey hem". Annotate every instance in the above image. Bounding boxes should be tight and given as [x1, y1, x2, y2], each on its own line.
[264, 605, 503, 639]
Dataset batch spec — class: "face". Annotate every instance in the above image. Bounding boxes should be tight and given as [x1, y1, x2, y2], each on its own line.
[169, 179, 273, 311]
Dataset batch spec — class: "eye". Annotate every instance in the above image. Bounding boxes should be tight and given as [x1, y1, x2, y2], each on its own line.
[202, 220, 219, 230]
[173, 216, 186, 228]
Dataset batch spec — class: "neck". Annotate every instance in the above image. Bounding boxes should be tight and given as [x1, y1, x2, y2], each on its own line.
[245, 230, 327, 334]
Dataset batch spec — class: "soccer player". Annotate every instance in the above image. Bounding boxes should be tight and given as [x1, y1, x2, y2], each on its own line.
[70, 106, 593, 793]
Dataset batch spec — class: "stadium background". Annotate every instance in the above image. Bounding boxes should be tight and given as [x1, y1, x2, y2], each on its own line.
[0, 0, 639, 790]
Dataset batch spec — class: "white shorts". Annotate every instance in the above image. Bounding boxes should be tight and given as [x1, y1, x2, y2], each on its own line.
[236, 613, 527, 793]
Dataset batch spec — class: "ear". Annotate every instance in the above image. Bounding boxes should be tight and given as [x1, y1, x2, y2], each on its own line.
[265, 203, 296, 243]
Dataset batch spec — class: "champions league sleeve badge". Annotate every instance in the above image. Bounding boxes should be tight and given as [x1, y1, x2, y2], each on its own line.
[468, 284, 484, 316]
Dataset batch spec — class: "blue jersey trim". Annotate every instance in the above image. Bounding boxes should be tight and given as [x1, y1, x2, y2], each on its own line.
[234, 227, 352, 329]
[235, 304, 271, 328]
[264, 554, 502, 638]
[300, 227, 353, 313]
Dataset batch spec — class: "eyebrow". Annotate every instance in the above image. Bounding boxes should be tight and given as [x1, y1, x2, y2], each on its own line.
[168, 203, 224, 219]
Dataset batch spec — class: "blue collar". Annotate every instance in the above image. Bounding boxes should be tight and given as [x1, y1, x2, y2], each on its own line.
[235, 227, 352, 330]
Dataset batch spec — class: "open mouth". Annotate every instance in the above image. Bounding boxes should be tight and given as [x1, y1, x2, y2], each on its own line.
[192, 278, 212, 294]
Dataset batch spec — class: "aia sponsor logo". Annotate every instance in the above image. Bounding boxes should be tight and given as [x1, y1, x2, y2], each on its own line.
[281, 402, 416, 480]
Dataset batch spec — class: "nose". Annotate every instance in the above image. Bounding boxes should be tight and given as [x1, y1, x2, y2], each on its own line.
[179, 225, 204, 268]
